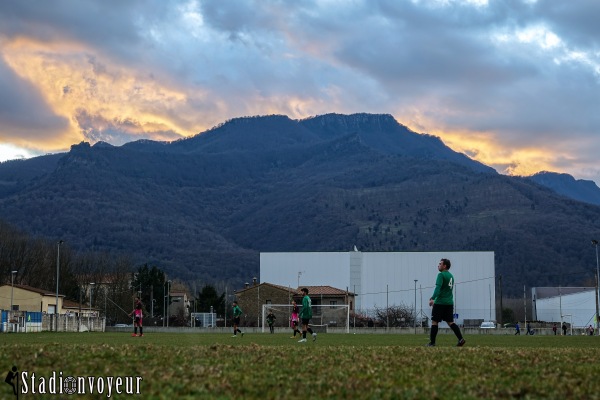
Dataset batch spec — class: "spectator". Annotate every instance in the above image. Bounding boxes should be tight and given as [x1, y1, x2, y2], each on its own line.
[526, 322, 534, 335]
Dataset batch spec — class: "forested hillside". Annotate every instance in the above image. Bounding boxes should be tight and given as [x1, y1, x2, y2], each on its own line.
[1, 113, 599, 296]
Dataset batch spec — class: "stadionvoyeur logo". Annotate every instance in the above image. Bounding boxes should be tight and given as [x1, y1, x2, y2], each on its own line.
[5, 365, 142, 398]
[4, 365, 18, 398]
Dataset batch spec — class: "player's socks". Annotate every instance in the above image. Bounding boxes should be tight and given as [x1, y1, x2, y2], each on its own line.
[430, 325, 438, 344]
[450, 323, 463, 340]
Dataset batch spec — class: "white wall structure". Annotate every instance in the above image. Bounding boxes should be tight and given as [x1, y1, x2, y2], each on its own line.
[532, 287, 597, 328]
[260, 251, 495, 325]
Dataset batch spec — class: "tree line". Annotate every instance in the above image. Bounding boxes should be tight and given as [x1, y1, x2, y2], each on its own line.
[0, 220, 226, 326]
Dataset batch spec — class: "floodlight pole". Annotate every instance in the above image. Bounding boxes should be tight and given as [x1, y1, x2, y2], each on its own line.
[420, 284, 423, 327]
[498, 275, 503, 326]
[78, 286, 82, 332]
[386, 284, 389, 329]
[593, 240, 600, 336]
[89, 282, 95, 331]
[55, 240, 63, 331]
[297, 271, 303, 288]
[167, 280, 171, 327]
[559, 284, 563, 334]
[523, 285, 527, 330]
[10, 270, 17, 313]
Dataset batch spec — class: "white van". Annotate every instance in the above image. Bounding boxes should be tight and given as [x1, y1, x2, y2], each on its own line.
[480, 321, 496, 329]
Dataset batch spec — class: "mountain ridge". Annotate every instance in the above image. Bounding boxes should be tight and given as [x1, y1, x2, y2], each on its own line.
[1, 113, 599, 296]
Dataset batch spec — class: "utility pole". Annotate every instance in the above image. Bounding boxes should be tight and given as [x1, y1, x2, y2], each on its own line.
[414, 280, 417, 334]
[498, 275, 503, 326]
[523, 285, 527, 330]
[593, 240, 600, 336]
[596, 271, 599, 337]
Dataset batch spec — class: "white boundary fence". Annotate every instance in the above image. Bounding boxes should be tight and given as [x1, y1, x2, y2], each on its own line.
[1, 310, 105, 333]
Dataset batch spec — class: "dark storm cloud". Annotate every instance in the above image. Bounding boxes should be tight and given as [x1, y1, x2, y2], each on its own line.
[0, 57, 69, 139]
[532, 0, 600, 49]
[0, 1, 151, 57]
[0, 0, 599, 182]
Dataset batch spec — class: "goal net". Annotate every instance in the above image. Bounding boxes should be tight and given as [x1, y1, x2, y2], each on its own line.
[262, 304, 350, 333]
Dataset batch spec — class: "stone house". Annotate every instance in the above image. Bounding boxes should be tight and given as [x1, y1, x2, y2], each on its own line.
[234, 281, 354, 327]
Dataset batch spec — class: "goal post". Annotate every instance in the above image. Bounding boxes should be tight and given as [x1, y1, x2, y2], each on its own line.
[262, 304, 350, 333]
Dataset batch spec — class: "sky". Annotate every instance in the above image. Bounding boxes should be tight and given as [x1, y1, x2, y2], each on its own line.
[1, 0, 599, 184]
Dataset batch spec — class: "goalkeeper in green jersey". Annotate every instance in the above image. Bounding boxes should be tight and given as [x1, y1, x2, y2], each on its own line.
[231, 301, 244, 337]
[426, 258, 465, 347]
[298, 287, 317, 343]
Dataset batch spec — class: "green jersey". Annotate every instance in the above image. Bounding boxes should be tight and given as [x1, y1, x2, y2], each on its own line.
[300, 295, 312, 319]
[232, 305, 242, 317]
[431, 270, 454, 305]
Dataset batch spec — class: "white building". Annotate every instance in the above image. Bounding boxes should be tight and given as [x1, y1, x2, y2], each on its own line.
[532, 287, 597, 328]
[260, 251, 495, 325]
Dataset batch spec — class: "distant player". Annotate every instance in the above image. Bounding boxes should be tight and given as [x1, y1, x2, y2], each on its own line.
[266, 310, 276, 333]
[298, 288, 316, 343]
[290, 300, 301, 338]
[232, 301, 244, 337]
[129, 297, 144, 337]
[426, 258, 465, 347]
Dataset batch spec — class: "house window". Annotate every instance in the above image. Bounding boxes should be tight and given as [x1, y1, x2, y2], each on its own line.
[12, 305, 19, 311]
[266, 300, 272, 304]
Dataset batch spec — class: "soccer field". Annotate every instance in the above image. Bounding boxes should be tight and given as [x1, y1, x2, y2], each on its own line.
[2, 332, 599, 399]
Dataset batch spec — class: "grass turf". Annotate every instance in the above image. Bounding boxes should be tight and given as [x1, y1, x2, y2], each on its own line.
[2, 332, 599, 399]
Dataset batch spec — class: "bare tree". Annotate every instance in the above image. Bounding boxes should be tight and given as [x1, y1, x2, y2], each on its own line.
[373, 304, 415, 327]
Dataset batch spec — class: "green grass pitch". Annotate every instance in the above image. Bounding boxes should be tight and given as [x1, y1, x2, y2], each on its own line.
[2, 332, 599, 399]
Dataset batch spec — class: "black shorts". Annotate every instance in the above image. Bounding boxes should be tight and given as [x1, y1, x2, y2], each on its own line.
[301, 318, 310, 325]
[431, 304, 454, 323]
[233, 317, 240, 325]
[134, 316, 142, 325]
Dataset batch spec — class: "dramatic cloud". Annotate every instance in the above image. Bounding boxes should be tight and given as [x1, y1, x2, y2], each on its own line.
[0, 0, 598, 184]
